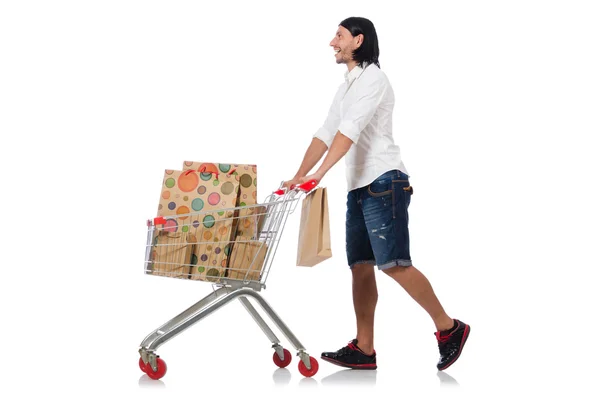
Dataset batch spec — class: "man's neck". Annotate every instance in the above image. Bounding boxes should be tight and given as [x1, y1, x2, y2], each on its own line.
[347, 60, 359, 72]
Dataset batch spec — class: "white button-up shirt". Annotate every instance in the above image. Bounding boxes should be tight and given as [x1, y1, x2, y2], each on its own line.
[314, 63, 409, 191]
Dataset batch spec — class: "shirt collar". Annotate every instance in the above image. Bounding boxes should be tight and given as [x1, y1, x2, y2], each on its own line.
[345, 63, 365, 85]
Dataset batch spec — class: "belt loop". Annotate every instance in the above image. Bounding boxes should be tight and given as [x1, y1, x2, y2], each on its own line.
[396, 170, 400, 179]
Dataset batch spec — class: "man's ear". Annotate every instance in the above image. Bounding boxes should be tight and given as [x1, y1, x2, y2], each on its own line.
[355, 34, 364, 48]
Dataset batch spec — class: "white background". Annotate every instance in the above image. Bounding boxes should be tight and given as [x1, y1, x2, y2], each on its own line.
[1, 0, 599, 396]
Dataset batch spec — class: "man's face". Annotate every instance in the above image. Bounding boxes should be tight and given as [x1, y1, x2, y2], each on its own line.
[330, 26, 362, 65]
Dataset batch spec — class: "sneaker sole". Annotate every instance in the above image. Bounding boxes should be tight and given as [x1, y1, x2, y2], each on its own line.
[438, 324, 470, 371]
[320, 356, 377, 370]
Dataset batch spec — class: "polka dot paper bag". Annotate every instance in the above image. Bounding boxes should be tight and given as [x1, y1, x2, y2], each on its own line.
[182, 162, 262, 240]
[152, 169, 241, 282]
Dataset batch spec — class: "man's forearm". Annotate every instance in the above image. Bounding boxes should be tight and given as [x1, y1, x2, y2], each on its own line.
[315, 132, 354, 176]
[295, 138, 328, 178]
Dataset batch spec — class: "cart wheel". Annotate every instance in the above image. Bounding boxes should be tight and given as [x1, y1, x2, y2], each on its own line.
[144, 357, 167, 380]
[298, 356, 319, 377]
[139, 358, 147, 373]
[273, 349, 292, 368]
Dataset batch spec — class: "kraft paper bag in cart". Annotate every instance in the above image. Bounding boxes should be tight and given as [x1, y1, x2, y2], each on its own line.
[150, 232, 198, 279]
[226, 236, 268, 282]
[151, 169, 241, 282]
[296, 187, 332, 267]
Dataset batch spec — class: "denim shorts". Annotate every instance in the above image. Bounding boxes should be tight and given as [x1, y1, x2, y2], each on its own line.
[346, 169, 414, 270]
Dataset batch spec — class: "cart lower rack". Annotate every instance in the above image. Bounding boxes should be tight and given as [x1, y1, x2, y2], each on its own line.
[138, 180, 319, 379]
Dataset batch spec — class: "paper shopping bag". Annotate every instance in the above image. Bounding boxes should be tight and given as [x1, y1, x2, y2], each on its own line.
[296, 187, 332, 267]
[188, 213, 238, 282]
[182, 161, 260, 239]
[150, 231, 196, 279]
[226, 236, 268, 282]
[182, 161, 257, 205]
[156, 169, 240, 281]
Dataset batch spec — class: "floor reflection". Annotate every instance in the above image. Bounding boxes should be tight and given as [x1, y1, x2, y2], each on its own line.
[321, 369, 377, 386]
[437, 371, 460, 387]
[138, 374, 166, 388]
[299, 377, 319, 388]
[272, 368, 292, 385]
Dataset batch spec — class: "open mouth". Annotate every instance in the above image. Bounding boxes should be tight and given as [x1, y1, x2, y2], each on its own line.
[334, 49, 341, 55]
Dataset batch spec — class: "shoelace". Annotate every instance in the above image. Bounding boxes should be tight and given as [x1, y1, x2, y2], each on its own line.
[335, 341, 361, 356]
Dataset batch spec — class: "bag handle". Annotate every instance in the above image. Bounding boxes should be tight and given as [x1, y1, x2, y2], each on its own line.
[191, 165, 237, 180]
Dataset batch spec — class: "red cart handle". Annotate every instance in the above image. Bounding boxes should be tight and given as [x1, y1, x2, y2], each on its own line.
[274, 179, 318, 196]
[153, 216, 167, 226]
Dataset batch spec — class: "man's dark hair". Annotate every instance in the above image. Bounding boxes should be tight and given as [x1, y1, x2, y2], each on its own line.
[339, 17, 380, 68]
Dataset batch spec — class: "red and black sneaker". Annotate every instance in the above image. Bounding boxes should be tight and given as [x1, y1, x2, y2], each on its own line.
[321, 339, 377, 370]
[435, 319, 471, 371]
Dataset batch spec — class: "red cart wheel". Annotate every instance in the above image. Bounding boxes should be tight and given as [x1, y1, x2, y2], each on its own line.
[139, 358, 147, 373]
[144, 357, 167, 380]
[298, 356, 319, 377]
[273, 349, 292, 368]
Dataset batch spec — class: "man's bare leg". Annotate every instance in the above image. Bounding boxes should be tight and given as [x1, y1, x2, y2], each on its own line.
[383, 265, 454, 331]
[352, 264, 378, 355]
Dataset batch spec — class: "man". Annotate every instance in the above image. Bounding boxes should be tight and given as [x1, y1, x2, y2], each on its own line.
[283, 17, 470, 371]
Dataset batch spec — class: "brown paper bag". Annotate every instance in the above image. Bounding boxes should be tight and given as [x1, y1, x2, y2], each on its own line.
[234, 204, 269, 240]
[296, 187, 332, 267]
[182, 161, 260, 239]
[150, 231, 196, 279]
[254, 205, 268, 237]
[188, 215, 237, 283]
[182, 161, 258, 206]
[226, 237, 268, 282]
[155, 169, 240, 281]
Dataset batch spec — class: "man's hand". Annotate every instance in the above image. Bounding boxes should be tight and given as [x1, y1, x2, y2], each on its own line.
[299, 172, 324, 186]
[282, 177, 303, 190]
[282, 171, 324, 191]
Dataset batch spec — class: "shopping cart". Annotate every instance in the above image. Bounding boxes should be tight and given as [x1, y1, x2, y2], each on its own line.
[138, 180, 320, 380]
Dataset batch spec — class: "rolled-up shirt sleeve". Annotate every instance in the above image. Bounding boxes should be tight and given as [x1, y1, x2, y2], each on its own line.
[337, 77, 387, 144]
[313, 126, 335, 148]
[313, 88, 343, 148]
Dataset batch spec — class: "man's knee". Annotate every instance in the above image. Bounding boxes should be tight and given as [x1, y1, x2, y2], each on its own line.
[382, 265, 411, 277]
[351, 263, 375, 278]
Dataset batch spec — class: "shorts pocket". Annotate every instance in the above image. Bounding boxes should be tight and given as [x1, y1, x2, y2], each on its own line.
[392, 180, 411, 192]
[392, 180, 412, 215]
[367, 178, 392, 197]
